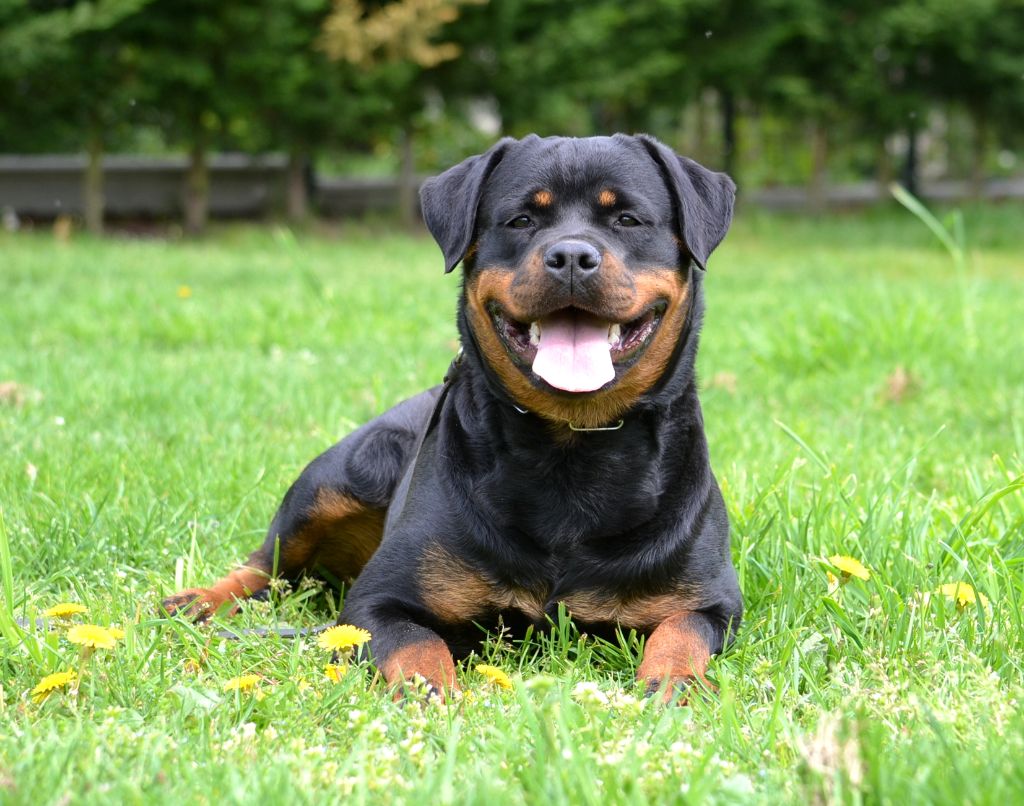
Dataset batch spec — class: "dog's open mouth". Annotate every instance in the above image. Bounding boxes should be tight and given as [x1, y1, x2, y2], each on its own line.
[489, 303, 667, 393]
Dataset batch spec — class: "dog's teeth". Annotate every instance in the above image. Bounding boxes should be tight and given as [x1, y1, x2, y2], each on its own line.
[608, 323, 621, 345]
[529, 322, 541, 346]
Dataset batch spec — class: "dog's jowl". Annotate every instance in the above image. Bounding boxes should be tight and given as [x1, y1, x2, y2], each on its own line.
[162, 134, 743, 702]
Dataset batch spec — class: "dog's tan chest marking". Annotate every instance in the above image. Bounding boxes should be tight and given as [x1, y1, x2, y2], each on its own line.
[561, 587, 701, 631]
[419, 543, 547, 622]
[420, 543, 701, 632]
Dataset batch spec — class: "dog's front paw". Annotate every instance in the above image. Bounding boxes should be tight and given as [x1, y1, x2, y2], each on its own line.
[390, 673, 461, 705]
[639, 673, 713, 706]
[160, 588, 236, 621]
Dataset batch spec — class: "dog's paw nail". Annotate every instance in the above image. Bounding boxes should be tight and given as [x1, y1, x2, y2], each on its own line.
[639, 675, 703, 705]
[160, 590, 216, 621]
[642, 679, 662, 698]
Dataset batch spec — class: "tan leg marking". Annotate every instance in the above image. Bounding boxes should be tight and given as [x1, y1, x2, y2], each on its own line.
[636, 612, 712, 703]
[161, 560, 270, 620]
[382, 637, 459, 701]
[281, 489, 385, 582]
[162, 491, 383, 620]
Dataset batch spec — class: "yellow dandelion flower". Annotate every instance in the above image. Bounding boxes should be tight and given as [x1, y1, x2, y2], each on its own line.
[936, 582, 990, 609]
[182, 658, 202, 675]
[317, 624, 371, 652]
[31, 670, 77, 703]
[108, 626, 126, 640]
[43, 603, 88, 619]
[475, 664, 514, 690]
[323, 664, 346, 683]
[66, 624, 118, 650]
[223, 674, 262, 693]
[828, 555, 870, 581]
[177, 285, 193, 299]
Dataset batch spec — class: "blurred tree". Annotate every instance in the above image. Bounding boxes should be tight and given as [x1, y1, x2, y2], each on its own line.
[646, 0, 788, 179]
[880, 0, 1024, 198]
[0, 0, 152, 232]
[121, 0, 248, 234]
[319, 0, 483, 227]
[425, 0, 588, 136]
[435, 0, 781, 176]
[222, 0, 363, 222]
[3, 0, 1020, 225]
[430, 0, 690, 138]
[986, 4, 1024, 170]
[749, 1, 885, 207]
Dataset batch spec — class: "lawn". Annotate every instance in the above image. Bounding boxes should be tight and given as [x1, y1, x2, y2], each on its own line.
[1, 205, 1022, 804]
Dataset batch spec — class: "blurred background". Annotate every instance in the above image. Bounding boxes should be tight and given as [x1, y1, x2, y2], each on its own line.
[2, 0, 1023, 234]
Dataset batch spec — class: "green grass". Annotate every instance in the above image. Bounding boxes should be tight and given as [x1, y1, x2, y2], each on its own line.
[1, 205, 1023, 804]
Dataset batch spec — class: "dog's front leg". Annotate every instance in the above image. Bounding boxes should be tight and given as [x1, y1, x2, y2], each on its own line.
[380, 626, 459, 702]
[347, 602, 460, 702]
[637, 610, 723, 703]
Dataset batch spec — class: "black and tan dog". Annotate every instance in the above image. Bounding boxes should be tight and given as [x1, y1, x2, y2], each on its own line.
[162, 134, 742, 700]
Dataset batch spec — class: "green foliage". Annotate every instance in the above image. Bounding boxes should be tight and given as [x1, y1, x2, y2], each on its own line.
[1, 210, 1022, 800]
[0, 0, 150, 70]
[0, 0, 153, 151]
[2, 0, 1022, 188]
[218, 0, 370, 152]
[426, 0, 1023, 187]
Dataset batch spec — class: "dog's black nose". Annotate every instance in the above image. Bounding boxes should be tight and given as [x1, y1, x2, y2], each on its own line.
[543, 240, 602, 277]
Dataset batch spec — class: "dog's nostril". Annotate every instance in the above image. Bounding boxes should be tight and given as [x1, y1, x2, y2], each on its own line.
[578, 249, 600, 270]
[544, 240, 602, 274]
[545, 250, 567, 270]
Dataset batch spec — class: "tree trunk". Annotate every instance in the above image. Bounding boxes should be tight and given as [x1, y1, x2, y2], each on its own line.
[693, 96, 708, 165]
[184, 136, 209, 236]
[746, 107, 763, 178]
[83, 128, 105, 235]
[721, 90, 737, 178]
[875, 137, 893, 201]
[901, 118, 919, 198]
[286, 148, 309, 223]
[969, 110, 987, 201]
[398, 127, 417, 231]
[808, 119, 829, 212]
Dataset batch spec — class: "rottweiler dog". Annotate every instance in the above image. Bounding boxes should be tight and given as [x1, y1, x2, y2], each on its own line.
[162, 134, 742, 701]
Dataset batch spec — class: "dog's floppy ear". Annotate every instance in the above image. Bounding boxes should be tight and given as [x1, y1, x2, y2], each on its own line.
[636, 134, 735, 269]
[420, 138, 516, 273]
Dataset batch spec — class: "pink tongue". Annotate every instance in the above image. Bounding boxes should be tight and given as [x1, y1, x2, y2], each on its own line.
[532, 311, 614, 392]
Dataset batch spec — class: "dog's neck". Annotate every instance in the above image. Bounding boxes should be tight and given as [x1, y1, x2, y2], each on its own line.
[439, 367, 712, 563]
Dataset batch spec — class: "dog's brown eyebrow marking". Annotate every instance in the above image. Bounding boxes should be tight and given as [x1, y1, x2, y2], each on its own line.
[598, 189, 617, 207]
[532, 189, 553, 207]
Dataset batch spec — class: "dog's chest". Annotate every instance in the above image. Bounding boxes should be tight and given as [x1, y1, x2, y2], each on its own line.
[443, 574, 697, 645]
[422, 530, 693, 643]
[480, 437, 666, 544]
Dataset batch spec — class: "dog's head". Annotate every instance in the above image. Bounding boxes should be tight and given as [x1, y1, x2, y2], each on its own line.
[421, 134, 735, 428]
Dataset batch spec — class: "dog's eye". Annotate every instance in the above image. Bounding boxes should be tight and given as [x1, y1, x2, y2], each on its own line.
[508, 215, 533, 229]
[616, 214, 642, 227]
